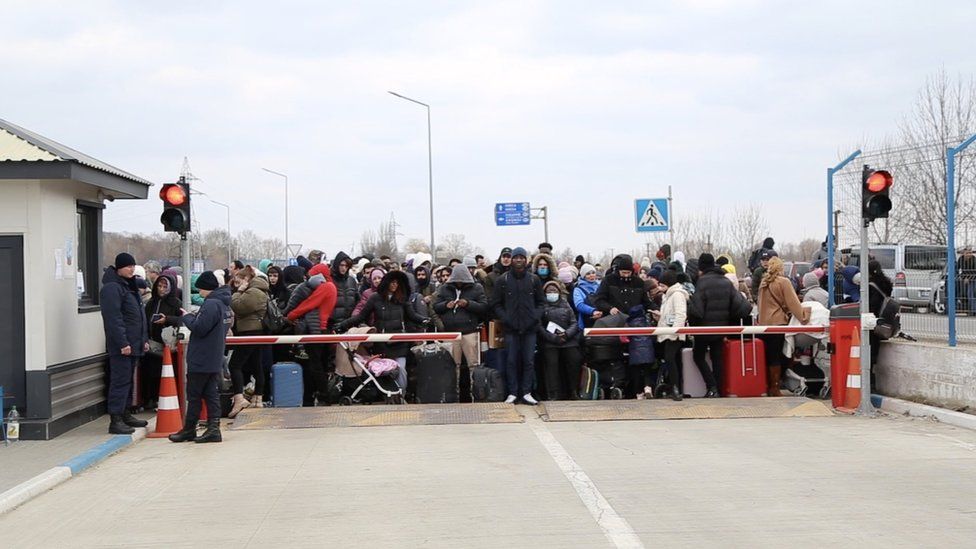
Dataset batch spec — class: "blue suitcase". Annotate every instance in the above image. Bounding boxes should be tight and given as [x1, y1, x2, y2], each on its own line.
[271, 362, 303, 407]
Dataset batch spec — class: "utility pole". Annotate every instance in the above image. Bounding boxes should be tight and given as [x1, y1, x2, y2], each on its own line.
[531, 206, 549, 243]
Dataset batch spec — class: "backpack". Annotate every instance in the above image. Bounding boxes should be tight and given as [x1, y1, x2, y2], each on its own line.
[747, 248, 765, 272]
[870, 283, 900, 340]
[579, 365, 601, 400]
[263, 298, 286, 334]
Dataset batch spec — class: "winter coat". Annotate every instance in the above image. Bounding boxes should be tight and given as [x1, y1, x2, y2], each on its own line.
[759, 275, 811, 326]
[626, 311, 655, 365]
[339, 272, 427, 358]
[287, 264, 337, 333]
[657, 283, 690, 342]
[231, 275, 269, 333]
[591, 272, 652, 316]
[483, 261, 509, 302]
[688, 269, 740, 327]
[538, 295, 580, 348]
[841, 266, 861, 303]
[531, 253, 565, 292]
[329, 252, 360, 325]
[100, 267, 149, 357]
[433, 271, 489, 334]
[181, 286, 233, 374]
[490, 268, 545, 334]
[573, 278, 601, 330]
[144, 274, 182, 344]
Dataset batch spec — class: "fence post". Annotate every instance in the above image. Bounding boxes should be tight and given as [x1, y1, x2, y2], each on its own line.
[947, 134, 976, 347]
[827, 150, 861, 307]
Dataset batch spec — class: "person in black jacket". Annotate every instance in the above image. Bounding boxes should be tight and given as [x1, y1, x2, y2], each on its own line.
[490, 247, 545, 404]
[538, 281, 582, 400]
[99, 253, 150, 435]
[867, 260, 894, 367]
[141, 273, 182, 410]
[169, 272, 233, 443]
[434, 264, 489, 393]
[687, 253, 740, 397]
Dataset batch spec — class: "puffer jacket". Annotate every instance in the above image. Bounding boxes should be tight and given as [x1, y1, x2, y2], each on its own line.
[286, 264, 336, 334]
[100, 267, 149, 357]
[231, 275, 269, 333]
[591, 272, 652, 315]
[338, 271, 427, 358]
[573, 278, 600, 330]
[490, 268, 545, 334]
[626, 311, 654, 365]
[688, 268, 738, 327]
[433, 266, 489, 334]
[284, 273, 326, 333]
[329, 252, 360, 326]
[657, 283, 689, 342]
[538, 294, 580, 348]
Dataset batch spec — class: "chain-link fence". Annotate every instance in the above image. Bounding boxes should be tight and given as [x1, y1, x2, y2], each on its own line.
[829, 139, 976, 344]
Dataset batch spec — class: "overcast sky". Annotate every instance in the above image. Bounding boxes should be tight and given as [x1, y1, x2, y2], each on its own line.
[4, 1, 975, 260]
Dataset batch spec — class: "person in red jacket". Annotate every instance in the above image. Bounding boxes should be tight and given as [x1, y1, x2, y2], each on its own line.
[287, 263, 338, 402]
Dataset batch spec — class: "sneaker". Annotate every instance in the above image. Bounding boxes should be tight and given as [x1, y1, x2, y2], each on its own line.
[522, 394, 539, 405]
[504, 394, 517, 404]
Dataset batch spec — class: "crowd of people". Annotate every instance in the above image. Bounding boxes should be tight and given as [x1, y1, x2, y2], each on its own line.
[97, 238, 895, 437]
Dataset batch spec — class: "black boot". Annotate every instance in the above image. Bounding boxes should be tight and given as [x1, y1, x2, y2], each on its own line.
[671, 385, 683, 402]
[122, 412, 148, 428]
[194, 419, 222, 443]
[109, 415, 135, 435]
[705, 387, 719, 398]
[168, 418, 198, 442]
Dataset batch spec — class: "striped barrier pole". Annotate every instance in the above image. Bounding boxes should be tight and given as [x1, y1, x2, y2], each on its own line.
[224, 332, 463, 346]
[584, 326, 830, 337]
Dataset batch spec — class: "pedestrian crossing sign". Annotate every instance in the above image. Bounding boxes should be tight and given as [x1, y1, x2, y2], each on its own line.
[635, 198, 670, 232]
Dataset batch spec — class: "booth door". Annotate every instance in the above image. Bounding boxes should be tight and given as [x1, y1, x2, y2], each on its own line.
[0, 236, 26, 413]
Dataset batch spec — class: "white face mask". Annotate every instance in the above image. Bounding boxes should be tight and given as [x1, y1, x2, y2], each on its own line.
[546, 293, 559, 303]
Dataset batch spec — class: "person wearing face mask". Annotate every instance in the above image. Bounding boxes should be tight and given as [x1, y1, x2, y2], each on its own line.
[538, 281, 582, 400]
[434, 264, 489, 393]
[490, 247, 546, 404]
[532, 253, 563, 292]
[573, 264, 604, 331]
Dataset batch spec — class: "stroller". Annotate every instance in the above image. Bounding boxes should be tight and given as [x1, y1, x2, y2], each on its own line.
[783, 302, 830, 398]
[334, 326, 405, 405]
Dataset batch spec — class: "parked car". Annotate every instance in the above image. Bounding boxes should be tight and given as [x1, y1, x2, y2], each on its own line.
[845, 244, 947, 310]
[929, 260, 976, 315]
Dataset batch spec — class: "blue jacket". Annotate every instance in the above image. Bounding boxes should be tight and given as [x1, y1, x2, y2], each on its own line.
[626, 309, 655, 366]
[182, 286, 233, 374]
[841, 266, 861, 303]
[99, 267, 148, 357]
[573, 279, 600, 330]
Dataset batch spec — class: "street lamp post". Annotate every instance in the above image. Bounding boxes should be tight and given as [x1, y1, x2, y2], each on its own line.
[210, 199, 232, 265]
[262, 168, 289, 259]
[389, 91, 435, 258]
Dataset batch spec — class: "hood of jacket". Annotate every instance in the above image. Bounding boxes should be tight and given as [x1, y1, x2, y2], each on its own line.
[762, 237, 775, 249]
[208, 285, 233, 306]
[258, 259, 273, 274]
[307, 273, 325, 289]
[309, 263, 332, 282]
[543, 280, 565, 295]
[282, 265, 306, 286]
[377, 270, 411, 302]
[575, 278, 600, 294]
[151, 273, 179, 300]
[248, 275, 270, 293]
[532, 253, 557, 274]
[330, 251, 353, 281]
[447, 264, 474, 285]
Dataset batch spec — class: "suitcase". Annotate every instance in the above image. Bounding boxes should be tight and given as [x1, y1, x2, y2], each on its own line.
[721, 337, 767, 397]
[579, 365, 601, 400]
[680, 348, 708, 398]
[271, 362, 304, 407]
[413, 344, 458, 404]
[471, 366, 505, 402]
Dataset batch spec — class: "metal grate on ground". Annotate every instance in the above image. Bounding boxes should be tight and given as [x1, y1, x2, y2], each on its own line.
[538, 397, 834, 422]
[230, 403, 525, 430]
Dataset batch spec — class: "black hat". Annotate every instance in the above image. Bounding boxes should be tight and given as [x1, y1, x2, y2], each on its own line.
[114, 252, 136, 269]
[538, 242, 553, 251]
[500, 247, 513, 257]
[698, 253, 716, 271]
[195, 271, 220, 291]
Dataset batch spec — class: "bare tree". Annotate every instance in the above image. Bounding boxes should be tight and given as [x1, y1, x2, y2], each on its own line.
[437, 233, 482, 260]
[403, 238, 431, 254]
[358, 221, 399, 258]
[727, 204, 769, 268]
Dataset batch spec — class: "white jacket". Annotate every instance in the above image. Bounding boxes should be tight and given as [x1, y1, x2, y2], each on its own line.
[657, 284, 690, 342]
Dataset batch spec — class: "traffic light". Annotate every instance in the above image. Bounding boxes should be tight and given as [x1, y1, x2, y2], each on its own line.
[160, 176, 191, 233]
[861, 165, 892, 223]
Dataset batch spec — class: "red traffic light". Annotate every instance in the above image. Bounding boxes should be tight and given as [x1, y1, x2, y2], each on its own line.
[160, 184, 187, 206]
[865, 170, 892, 193]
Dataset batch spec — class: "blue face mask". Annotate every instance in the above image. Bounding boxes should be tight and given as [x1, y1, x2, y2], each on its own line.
[546, 293, 559, 303]
[538, 267, 550, 277]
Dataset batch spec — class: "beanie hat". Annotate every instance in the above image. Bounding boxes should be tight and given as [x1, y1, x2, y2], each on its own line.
[195, 271, 219, 291]
[463, 257, 477, 268]
[296, 255, 314, 271]
[722, 263, 736, 275]
[649, 265, 664, 281]
[698, 253, 716, 271]
[511, 247, 528, 258]
[370, 268, 387, 283]
[114, 252, 136, 269]
[580, 264, 596, 278]
[558, 266, 574, 284]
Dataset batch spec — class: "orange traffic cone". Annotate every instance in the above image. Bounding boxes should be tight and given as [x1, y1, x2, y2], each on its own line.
[148, 346, 184, 438]
[837, 330, 862, 414]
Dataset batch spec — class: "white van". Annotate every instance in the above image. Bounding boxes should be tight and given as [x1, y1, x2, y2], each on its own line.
[845, 244, 946, 309]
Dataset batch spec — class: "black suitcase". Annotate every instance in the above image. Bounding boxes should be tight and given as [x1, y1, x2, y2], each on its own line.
[471, 366, 505, 402]
[412, 343, 458, 404]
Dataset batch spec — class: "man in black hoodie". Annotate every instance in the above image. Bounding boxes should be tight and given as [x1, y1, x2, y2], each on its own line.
[688, 253, 743, 397]
[484, 247, 512, 301]
[100, 253, 149, 435]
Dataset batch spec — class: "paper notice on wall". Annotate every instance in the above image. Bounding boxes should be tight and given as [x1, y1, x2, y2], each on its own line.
[55, 248, 64, 279]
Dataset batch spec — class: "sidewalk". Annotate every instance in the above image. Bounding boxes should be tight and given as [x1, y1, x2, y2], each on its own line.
[0, 413, 151, 494]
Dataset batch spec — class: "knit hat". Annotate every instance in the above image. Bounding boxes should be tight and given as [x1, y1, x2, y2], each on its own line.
[649, 265, 663, 281]
[558, 266, 575, 284]
[195, 271, 220, 291]
[370, 268, 386, 283]
[511, 247, 528, 258]
[114, 252, 136, 268]
[296, 255, 313, 271]
[580, 264, 597, 278]
[722, 263, 736, 275]
[463, 257, 477, 268]
[698, 253, 716, 271]
[802, 272, 820, 289]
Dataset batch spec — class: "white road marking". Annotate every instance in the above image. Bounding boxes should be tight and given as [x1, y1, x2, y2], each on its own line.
[529, 420, 645, 549]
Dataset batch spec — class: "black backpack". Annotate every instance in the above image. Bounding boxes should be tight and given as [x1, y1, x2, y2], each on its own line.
[747, 248, 767, 272]
[262, 298, 286, 334]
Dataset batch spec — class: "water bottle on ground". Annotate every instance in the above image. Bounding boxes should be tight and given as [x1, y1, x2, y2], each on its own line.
[6, 406, 20, 445]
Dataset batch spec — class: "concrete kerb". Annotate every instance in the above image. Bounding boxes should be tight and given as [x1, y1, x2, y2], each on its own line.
[872, 394, 976, 431]
[0, 425, 149, 515]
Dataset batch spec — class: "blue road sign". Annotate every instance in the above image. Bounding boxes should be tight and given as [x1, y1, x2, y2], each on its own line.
[635, 198, 670, 232]
[495, 202, 531, 226]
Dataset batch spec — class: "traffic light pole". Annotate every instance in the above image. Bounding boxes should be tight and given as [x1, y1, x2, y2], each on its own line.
[857, 220, 874, 416]
[181, 233, 191, 311]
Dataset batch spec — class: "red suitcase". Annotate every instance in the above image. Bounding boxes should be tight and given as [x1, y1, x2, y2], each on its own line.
[722, 337, 767, 397]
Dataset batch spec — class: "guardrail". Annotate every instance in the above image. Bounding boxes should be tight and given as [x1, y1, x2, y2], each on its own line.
[224, 332, 462, 346]
[584, 326, 830, 337]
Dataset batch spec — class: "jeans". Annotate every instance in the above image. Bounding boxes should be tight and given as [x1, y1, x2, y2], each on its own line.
[692, 335, 722, 390]
[504, 331, 537, 396]
[107, 355, 139, 415]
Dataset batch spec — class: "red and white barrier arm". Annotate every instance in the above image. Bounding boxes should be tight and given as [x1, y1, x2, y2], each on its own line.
[584, 326, 830, 337]
[225, 332, 462, 346]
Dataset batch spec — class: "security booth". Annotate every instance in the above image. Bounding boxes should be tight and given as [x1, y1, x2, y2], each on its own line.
[0, 118, 151, 439]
